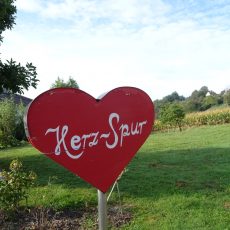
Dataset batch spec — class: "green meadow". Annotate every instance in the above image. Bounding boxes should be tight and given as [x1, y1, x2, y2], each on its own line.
[1, 124, 230, 229]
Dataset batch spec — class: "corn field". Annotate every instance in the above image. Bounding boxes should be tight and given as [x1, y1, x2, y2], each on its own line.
[154, 107, 230, 131]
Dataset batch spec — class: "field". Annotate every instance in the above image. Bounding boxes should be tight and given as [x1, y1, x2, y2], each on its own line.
[1, 124, 230, 229]
[154, 106, 230, 131]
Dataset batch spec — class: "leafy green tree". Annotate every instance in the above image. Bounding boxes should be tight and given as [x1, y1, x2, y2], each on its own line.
[185, 86, 210, 112]
[154, 91, 185, 118]
[162, 91, 185, 103]
[201, 95, 218, 110]
[159, 103, 185, 131]
[0, 0, 39, 94]
[0, 0, 16, 43]
[0, 98, 18, 147]
[153, 99, 162, 119]
[209, 90, 223, 105]
[51, 76, 79, 89]
[0, 98, 26, 148]
[0, 59, 38, 94]
[198, 86, 209, 97]
[224, 90, 230, 105]
[15, 101, 27, 141]
[183, 99, 198, 112]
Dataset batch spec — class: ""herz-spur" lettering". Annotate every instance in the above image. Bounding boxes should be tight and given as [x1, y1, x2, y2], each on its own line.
[45, 112, 147, 159]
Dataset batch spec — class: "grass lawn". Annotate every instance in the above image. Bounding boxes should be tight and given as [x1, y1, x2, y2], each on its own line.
[1, 124, 230, 229]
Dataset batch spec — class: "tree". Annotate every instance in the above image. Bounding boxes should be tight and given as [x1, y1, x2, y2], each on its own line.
[0, 0, 39, 94]
[0, 98, 18, 147]
[198, 86, 209, 97]
[159, 103, 185, 131]
[184, 87, 209, 112]
[162, 91, 185, 103]
[51, 77, 79, 89]
[0, 0, 16, 43]
[202, 95, 218, 110]
[224, 90, 230, 106]
[154, 91, 185, 118]
[0, 97, 26, 148]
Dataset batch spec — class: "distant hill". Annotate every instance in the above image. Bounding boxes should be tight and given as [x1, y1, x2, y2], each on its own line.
[154, 85, 229, 117]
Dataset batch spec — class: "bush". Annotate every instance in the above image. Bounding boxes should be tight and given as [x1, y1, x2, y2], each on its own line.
[0, 98, 26, 148]
[224, 90, 230, 106]
[15, 102, 27, 141]
[0, 159, 37, 212]
[159, 103, 185, 131]
[0, 98, 18, 147]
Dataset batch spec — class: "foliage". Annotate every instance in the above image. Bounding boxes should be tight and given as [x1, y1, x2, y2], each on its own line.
[0, 98, 18, 147]
[154, 91, 185, 118]
[15, 101, 27, 141]
[0, 59, 39, 94]
[51, 76, 79, 89]
[162, 91, 185, 103]
[0, 98, 26, 148]
[0, 0, 16, 42]
[224, 90, 230, 105]
[184, 87, 206, 112]
[159, 103, 185, 131]
[154, 106, 230, 131]
[198, 85, 209, 97]
[201, 94, 218, 110]
[155, 86, 225, 115]
[185, 86, 223, 112]
[0, 159, 37, 211]
[153, 119, 165, 132]
[0, 0, 39, 94]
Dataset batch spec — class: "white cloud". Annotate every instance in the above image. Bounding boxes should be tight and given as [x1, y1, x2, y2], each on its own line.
[2, 0, 230, 100]
[16, 0, 42, 13]
[16, 0, 170, 33]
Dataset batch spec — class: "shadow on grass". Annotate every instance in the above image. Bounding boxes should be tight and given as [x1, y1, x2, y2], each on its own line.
[119, 147, 230, 198]
[0, 147, 91, 189]
[1, 146, 230, 197]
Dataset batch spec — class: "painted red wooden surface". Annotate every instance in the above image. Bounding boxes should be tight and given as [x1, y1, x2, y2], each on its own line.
[24, 87, 155, 192]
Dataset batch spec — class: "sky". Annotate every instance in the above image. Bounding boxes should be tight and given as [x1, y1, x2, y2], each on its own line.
[1, 0, 230, 100]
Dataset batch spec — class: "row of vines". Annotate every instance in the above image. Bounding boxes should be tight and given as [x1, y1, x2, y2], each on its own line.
[154, 107, 230, 131]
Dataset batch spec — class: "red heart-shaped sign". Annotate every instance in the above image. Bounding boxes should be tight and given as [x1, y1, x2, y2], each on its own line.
[24, 87, 154, 192]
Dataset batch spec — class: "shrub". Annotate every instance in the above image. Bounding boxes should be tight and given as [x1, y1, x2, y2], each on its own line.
[0, 98, 26, 148]
[159, 103, 185, 131]
[224, 90, 230, 106]
[15, 102, 27, 141]
[0, 98, 18, 147]
[0, 159, 37, 212]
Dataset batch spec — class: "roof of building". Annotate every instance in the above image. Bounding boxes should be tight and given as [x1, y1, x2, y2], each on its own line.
[0, 93, 32, 106]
